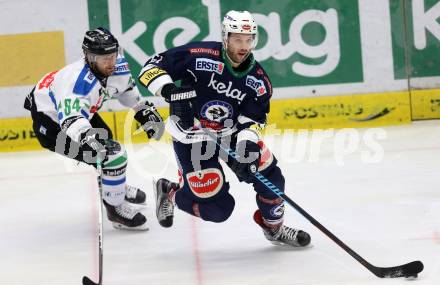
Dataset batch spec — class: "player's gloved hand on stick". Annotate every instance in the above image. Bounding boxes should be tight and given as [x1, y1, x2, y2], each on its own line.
[160, 83, 196, 130]
[133, 100, 164, 139]
[160, 83, 197, 103]
[79, 129, 108, 164]
[170, 101, 194, 130]
[230, 137, 261, 183]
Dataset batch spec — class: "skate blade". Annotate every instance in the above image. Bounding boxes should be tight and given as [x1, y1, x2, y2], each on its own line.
[269, 240, 313, 249]
[112, 222, 149, 231]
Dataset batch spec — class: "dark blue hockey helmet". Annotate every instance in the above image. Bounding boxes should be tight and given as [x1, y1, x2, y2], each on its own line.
[82, 27, 119, 55]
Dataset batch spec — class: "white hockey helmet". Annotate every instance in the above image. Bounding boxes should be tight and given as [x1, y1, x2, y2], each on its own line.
[222, 10, 258, 49]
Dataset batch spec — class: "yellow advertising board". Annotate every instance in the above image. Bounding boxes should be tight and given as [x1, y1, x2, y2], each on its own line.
[268, 91, 412, 130]
[0, 112, 116, 152]
[0, 92, 414, 152]
[0, 117, 42, 152]
[410, 89, 440, 120]
[0, 31, 65, 87]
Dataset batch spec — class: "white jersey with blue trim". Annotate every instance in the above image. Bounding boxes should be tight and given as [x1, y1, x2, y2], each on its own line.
[33, 54, 141, 142]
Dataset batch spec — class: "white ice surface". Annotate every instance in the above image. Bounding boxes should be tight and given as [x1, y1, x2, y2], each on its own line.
[1, 121, 440, 285]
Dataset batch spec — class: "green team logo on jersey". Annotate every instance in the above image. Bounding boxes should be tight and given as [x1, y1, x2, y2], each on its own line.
[87, 0, 363, 95]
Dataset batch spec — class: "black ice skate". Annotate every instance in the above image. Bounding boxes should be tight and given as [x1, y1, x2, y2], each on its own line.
[103, 200, 148, 231]
[153, 178, 179, 228]
[254, 210, 311, 247]
[125, 185, 146, 204]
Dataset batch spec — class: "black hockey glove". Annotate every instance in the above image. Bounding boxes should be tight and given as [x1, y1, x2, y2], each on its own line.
[230, 140, 261, 183]
[160, 83, 196, 130]
[160, 83, 197, 103]
[170, 101, 195, 130]
[133, 100, 164, 140]
[79, 129, 108, 165]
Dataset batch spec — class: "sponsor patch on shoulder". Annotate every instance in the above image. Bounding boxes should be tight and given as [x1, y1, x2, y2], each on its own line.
[139, 67, 166, 87]
[246, 75, 267, 96]
[114, 62, 130, 74]
[195, 58, 224, 74]
[38, 70, 58, 90]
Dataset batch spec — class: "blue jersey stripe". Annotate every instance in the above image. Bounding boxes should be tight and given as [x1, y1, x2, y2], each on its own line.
[102, 177, 126, 186]
[73, 65, 98, 96]
[48, 90, 57, 110]
[81, 109, 89, 119]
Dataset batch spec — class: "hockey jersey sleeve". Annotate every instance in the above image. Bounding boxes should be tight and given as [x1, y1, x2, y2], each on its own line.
[109, 56, 142, 108]
[138, 45, 193, 96]
[238, 72, 273, 128]
[116, 76, 142, 108]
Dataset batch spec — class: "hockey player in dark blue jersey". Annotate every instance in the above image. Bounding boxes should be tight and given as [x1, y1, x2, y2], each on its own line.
[139, 10, 311, 247]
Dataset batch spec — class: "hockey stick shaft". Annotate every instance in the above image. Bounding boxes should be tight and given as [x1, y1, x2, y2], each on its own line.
[200, 127, 422, 278]
[83, 158, 104, 285]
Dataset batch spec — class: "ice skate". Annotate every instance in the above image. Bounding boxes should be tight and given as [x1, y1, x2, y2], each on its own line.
[153, 178, 179, 228]
[103, 200, 148, 231]
[125, 185, 146, 204]
[254, 210, 311, 247]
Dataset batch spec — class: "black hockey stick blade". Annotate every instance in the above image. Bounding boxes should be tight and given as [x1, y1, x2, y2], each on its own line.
[82, 276, 99, 285]
[372, 260, 424, 278]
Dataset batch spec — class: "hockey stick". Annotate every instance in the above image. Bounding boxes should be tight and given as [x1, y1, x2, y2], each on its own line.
[200, 126, 423, 278]
[83, 157, 104, 285]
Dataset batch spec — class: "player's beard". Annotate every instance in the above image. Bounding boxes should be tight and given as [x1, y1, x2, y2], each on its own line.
[88, 61, 114, 78]
[98, 65, 115, 77]
[226, 49, 250, 66]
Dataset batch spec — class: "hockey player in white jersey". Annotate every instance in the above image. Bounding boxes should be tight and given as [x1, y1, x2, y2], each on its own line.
[24, 27, 164, 230]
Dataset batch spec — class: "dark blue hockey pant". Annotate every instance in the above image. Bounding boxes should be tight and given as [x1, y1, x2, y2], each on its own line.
[172, 138, 285, 225]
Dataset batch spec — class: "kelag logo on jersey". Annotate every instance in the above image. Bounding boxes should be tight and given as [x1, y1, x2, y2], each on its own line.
[246, 75, 267, 96]
[208, 73, 246, 101]
[195, 58, 224, 74]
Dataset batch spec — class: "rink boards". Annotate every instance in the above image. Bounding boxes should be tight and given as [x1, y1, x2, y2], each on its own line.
[2, 89, 439, 152]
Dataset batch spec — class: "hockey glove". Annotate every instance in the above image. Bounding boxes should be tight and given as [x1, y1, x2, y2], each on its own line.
[160, 83, 197, 103]
[79, 129, 108, 165]
[133, 100, 164, 140]
[230, 139, 261, 183]
[170, 101, 195, 130]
